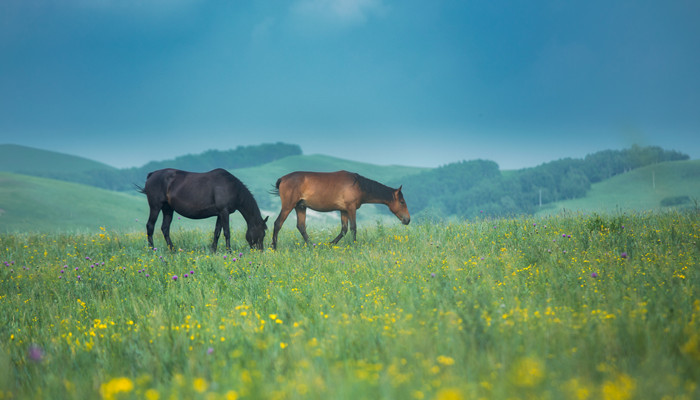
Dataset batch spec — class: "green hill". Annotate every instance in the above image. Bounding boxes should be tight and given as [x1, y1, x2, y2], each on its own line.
[4, 145, 695, 234]
[536, 159, 700, 216]
[0, 172, 145, 233]
[0, 144, 115, 174]
[0, 172, 231, 234]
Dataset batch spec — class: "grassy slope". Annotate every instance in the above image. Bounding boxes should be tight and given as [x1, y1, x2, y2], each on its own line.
[0, 172, 147, 233]
[537, 159, 700, 216]
[0, 172, 221, 235]
[0, 144, 115, 174]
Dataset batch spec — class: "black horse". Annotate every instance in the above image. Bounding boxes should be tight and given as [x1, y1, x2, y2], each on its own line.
[138, 168, 268, 251]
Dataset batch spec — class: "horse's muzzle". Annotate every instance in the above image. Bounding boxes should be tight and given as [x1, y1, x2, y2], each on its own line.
[402, 217, 411, 225]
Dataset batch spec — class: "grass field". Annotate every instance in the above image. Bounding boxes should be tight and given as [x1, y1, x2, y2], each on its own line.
[1, 211, 698, 399]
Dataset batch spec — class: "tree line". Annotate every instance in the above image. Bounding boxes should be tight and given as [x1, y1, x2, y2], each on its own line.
[396, 145, 689, 219]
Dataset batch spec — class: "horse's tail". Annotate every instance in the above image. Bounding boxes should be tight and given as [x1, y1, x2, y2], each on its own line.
[134, 172, 154, 194]
[268, 178, 282, 197]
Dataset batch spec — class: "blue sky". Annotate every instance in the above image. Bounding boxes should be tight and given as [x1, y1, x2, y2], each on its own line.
[1, 0, 699, 169]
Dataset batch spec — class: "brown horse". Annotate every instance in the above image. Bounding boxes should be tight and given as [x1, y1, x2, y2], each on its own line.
[271, 170, 410, 249]
[138, 168, 268, 251]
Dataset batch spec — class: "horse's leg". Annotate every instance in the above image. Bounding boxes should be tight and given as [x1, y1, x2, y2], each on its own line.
[272, 207, 293, 250]
[348, 207, 358, 242]
[161, 205, 175, 250]
[330, 211, 349, 244]
[145, 205, 161, 248]
[295, 205, 310, 244]
[221, 212, 232, 252]
[211, 216, 223, 252]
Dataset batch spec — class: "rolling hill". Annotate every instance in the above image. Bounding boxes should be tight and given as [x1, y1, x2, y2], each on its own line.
[0, 144, 115, 175]
[536, 159, 700, 216]
[0, 171, 147, 233]
[1, 144, 697, 234]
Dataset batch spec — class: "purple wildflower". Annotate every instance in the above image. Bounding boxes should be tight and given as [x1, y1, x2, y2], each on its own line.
[28, 345, 43, 362]
[621, 252, 628, 259]
[172, 275, 178, 281]
[591, 272, 598, 278]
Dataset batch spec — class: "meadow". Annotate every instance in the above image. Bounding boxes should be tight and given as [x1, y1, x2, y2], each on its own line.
[1, 211, 699, 399]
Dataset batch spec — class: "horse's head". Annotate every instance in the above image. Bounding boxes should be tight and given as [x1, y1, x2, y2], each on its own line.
[388, 186, 410, 225]
[246, 216, 269, 250]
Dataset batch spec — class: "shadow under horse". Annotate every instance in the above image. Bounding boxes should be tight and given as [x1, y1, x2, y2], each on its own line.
[138, 168, 268, 251]
[271, 170, 410, 249]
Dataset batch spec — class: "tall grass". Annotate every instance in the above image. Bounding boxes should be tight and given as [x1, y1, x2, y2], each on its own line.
[1, 211, 698, 399]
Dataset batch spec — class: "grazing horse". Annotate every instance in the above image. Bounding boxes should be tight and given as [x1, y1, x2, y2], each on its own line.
[138, 168, 268, 251]
[271, 170, 410, 249]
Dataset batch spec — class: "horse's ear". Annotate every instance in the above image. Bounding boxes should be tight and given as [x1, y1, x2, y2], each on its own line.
[397, 185, 403, 192]
[263, 216, 269, 224]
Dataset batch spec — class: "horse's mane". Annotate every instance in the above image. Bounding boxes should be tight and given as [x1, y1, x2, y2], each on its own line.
[236, 179, 262, 215]
[353, 173, 394, 202]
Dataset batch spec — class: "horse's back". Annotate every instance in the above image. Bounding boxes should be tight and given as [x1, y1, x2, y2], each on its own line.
[276, 171, 360, 210]
[278, 171, 355, 191]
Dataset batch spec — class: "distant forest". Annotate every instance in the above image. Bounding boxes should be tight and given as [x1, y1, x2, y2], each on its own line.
[35, 143, 303, 191]
[396, 145, 689, 219]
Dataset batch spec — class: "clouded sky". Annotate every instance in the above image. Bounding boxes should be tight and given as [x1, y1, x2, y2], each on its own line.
[1, 0, 699, 169]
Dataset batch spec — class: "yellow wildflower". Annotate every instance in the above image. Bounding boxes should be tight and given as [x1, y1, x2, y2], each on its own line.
[100, 377, 134, 400]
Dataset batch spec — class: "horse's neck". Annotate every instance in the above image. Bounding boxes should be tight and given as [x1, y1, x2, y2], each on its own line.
[362, 192, 392, 206]
[238, 195, 263, 227]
